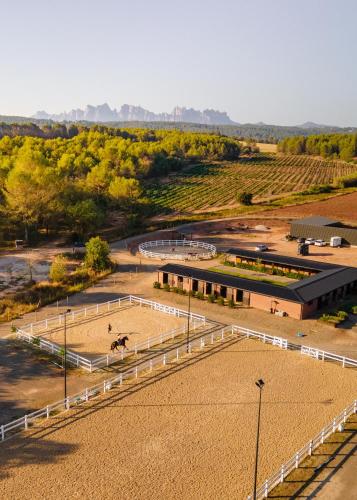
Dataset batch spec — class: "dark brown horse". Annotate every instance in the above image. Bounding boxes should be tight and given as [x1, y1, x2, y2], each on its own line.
[110, 336, 129, 353]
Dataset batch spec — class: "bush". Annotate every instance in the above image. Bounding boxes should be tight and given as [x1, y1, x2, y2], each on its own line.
[337, 310, 348, 320]
[163, 283, 170, 291]
[350, 305, 357, 314]
[32, 337, 40, 346]
[188, 290, 196, 297]
[153, 281, 161, 289]
[172, 287, 179, 294]
[217, 296, 225, 306]
[196, 291, 204, 300]
[237, 191, 253, 205]
[228, 298, 235, 308]
[49, 255, 67, 283]
[177, 288, 186, 295]
[84, 236, 111, 272]
[207, 294, 216, 303]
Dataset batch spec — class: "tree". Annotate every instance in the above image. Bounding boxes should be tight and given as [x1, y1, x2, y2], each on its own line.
[237, 192, 253, 205]
[49, 255, 67, 282]
[108, 177, 142, 205]
[84, 236, 111, 271]
[67, 199, 104, 238]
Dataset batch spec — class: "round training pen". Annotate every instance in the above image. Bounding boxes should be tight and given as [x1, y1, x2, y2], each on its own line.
[138, 240, 217, 261]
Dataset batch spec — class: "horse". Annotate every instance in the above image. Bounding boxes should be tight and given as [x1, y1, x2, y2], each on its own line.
[110, 336, 129, 353]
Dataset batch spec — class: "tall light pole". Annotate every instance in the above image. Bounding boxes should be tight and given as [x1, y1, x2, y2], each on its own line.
[186, 275, 191, 353]
[253, 379, 265, 500]
[63, 308, 71, 402]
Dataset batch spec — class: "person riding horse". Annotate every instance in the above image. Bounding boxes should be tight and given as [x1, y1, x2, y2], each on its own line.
[110, 336, 129, 353]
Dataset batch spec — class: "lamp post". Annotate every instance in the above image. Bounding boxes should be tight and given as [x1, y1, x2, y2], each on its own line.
[186, 275, 191, 353]
[253, 379, 265, 500]
[63, 308, 71, 402]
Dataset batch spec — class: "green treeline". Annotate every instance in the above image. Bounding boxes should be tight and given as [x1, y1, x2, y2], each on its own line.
[0, 127, 240, 243]
[278, 133, 357, 161]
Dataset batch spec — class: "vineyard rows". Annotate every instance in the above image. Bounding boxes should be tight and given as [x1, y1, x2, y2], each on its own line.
[146, 154, 357, 213]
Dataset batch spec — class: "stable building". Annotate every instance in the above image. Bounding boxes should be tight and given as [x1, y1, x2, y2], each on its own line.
[290, 216, 357, 247]
[158, 254, 357, 320]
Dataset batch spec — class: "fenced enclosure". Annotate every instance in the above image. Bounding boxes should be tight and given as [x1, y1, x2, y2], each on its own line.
[2, 324, 235, 442]
[15, 295, 206, 371]
[138, 239, 216, 260]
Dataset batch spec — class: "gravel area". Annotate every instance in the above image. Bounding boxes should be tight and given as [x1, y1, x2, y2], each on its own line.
[1, 338, 356, 499]
[39, 305, 186, 358]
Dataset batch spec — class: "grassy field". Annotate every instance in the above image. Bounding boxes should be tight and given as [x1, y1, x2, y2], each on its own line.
[146, 154, 357, 215]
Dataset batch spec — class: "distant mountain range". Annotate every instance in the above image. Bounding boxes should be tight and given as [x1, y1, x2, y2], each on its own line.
[33, 103, 236, 125]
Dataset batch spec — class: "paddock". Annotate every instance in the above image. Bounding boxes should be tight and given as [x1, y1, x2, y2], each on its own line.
[37, 304, 186, 358]
[1, 337, 356, 499]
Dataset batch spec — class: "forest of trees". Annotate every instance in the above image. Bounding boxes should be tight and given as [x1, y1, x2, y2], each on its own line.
[0, 127, 240, 243]
[278, 133, 357, 161]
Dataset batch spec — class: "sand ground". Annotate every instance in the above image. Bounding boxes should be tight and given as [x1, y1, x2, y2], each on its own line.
[0, 338, 356, 500]
[40, 305, 186, 358]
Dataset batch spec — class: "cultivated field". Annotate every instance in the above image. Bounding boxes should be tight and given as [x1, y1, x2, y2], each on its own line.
[39, 304, 186, 357]
[146, 154, 357, 214]
[1, 338, 356, 499]
[258, 190, 357, 224]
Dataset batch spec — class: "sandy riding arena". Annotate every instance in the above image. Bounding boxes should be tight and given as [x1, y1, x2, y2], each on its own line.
[39, 304, 186, 357]
[1, 337, 356, 499]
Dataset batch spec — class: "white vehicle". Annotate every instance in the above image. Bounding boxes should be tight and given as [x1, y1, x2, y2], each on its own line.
[330, 236, 342, 247]
[255, 244, 268, 251]
[314, 239, 327, 247]
[305, 238, 315, 245]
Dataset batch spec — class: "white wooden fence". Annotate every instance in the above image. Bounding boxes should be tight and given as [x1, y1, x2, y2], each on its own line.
[1, 325, 235, 442]
[232, 325, 357, 368]
[15, 296, 206, 371]
[247, 399, 357, 500]
[138, 239, 216, 260]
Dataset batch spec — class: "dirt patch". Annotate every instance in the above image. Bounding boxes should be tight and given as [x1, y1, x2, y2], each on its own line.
[0, 338, 356, 499]
[257, 191, 357, 224]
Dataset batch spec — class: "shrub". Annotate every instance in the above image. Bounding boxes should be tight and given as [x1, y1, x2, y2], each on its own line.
[32, 337, 40, 346]
[350, 305, 357, 314]
[217, 296, 225, 306]
[196, 291, 204, 300]
[172, 287, 179, 294]
[228, 298, 235, 308]
[163, 283, 170, 291]
[188, 290, 196, 297]
[49, 255, 67, 283]
[337, 310, 348, 320]
[207, 294, 216, 303]
[84, 236, 111, 272]
[178, 288, 187, 295]
[237, 191, 253, 205]
[153, 281, 161, 289]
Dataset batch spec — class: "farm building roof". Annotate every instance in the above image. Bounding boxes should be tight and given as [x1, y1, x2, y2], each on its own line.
[291, 216, 339, 226]
[159, 262, 357, 305]
[159, 263, 304, 302]
[225, 248, 337, 272]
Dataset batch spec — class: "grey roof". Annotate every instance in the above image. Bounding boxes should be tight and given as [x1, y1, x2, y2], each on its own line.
[226, 248, 337, 272]
[289, 267, 357, 302]
[291, 216, 339, 226]
[160, 263, 306, 303]
[159, 262, 357, 305]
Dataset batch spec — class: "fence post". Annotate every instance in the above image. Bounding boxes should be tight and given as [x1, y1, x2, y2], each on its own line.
[66, 397, 70, 410]
[200, 337, 204, 349]
[280, 464, 284, 482]
[120, 374, 123, 385]
[135, 367, 138, 379]
[321, 429, 325, 444]
[104, 380, 107, 393]
[211, 332, 214, 344]
[332, 418, 336, 432]
[264, 479, 268, 498]
[84, 308, 87, 317]
[343, 357, 346, 368]
[163, 353, 166, 366]
[221, 329, 224, 341]
[86, 388, 89, 401]
[309, 440, 313, 455]
[295, 452, 299, 468]
[150, 359, 153, 372]
[135, 344, 137, 355]
[1, 425, 4, 441]
[24, 415, 28, 430]
[46, 406, 50, 418]
[147, 338, 150, 349]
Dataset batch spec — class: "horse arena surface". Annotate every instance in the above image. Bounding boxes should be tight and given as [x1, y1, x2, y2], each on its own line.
[39, 304, 186, 357]
[1, 338, 356, 499]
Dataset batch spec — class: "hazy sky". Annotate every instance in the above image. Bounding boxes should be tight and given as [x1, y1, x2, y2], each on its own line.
[1, 0, 356, 126]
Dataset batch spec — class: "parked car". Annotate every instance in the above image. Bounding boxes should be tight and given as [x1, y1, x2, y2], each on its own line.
[255, 244, 268, 251]
[305, 238, 315, 245]
[314, 239, 327, 247]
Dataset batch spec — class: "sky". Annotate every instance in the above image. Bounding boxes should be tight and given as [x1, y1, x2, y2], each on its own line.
[1, 0, 357, 126]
